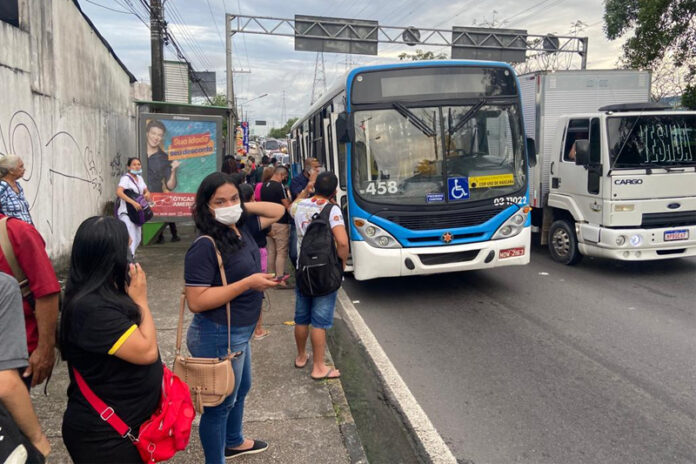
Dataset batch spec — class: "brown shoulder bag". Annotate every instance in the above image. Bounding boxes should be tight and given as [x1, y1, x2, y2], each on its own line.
[173, 236, 238, 413]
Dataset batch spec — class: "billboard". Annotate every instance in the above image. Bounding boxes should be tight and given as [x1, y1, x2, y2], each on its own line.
[139, 113, 222, 218]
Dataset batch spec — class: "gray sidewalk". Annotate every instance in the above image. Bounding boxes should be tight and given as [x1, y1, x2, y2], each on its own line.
[33, 224, 366, 463]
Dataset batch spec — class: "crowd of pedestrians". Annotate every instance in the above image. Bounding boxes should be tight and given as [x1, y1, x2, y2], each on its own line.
[0, 150, 347, 463]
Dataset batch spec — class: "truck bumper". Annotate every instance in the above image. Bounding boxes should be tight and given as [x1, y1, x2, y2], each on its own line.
[351, 228, 531, 281]
[578, 224, 696, 261]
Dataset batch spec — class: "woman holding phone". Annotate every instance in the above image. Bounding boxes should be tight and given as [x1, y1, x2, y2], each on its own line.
[184, 172, 284, 463]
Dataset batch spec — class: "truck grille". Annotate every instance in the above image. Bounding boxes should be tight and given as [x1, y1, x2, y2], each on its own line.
[641, 211, 696, 228]
[377, 208, 502, 231]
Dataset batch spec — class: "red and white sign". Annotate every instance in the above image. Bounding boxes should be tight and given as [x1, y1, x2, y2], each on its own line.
[499, 247, 525, 259]
[151, 193, 195, 217]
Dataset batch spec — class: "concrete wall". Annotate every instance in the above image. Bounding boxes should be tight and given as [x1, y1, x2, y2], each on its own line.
[0, 0, 136, 260]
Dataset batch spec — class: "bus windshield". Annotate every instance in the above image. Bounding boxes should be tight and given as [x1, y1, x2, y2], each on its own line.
[607, 114, 696, 168]
[352, 103, 526, 205]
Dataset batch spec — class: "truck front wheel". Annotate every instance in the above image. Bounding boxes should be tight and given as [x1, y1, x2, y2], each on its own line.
[548, 219, 583, 265]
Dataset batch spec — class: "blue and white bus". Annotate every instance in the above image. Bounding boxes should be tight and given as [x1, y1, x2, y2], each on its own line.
[289, 61, 536, 280]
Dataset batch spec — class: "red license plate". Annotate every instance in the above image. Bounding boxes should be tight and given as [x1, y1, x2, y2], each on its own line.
[499, 247, 525, 259]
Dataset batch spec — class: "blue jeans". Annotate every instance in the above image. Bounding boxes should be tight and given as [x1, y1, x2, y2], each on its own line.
[187, 315, 255, 464]
[294, 287, 338, 329]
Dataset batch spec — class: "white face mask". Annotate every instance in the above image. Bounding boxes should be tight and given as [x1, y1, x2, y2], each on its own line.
[213, 204, 243, 226]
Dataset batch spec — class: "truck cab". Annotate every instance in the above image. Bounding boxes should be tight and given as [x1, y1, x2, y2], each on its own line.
[545, 104, 696, 263]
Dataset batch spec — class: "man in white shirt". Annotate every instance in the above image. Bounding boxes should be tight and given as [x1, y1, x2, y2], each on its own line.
[289, 172, 349, 380]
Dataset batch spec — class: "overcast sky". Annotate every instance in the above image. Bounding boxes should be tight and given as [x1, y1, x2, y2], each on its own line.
[81, 0, 626, 135]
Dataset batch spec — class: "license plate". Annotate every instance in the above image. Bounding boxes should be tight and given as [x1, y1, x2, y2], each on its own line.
[664, 229, 689, 241]
[499, 247, 525, 259]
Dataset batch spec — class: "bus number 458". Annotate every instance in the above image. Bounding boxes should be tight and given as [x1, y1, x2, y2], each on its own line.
[365, 181, 398, 195]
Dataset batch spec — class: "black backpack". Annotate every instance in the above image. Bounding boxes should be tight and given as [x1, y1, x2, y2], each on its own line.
[297, 204, 343, 297]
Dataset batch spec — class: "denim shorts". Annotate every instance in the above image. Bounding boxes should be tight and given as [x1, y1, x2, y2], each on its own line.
[294, 286, 338, 329]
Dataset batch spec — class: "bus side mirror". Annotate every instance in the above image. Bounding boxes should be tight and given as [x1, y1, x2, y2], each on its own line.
[336, 112, 352, 143]
[574, 139, 590, 166]
[526, 137, 537, 167]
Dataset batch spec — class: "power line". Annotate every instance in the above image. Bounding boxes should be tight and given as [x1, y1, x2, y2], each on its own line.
[83, 0, 131, 14]
[206, 0, 226, 48]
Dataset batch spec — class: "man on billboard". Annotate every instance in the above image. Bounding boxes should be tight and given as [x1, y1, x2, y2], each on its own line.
[145, 120, 181, 193]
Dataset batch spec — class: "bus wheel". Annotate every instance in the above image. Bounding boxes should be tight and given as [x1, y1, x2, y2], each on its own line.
[548, 219, 582, 265]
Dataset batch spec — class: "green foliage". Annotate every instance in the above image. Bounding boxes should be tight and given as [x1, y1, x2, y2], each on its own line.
[268, 118, 298, 139]
[682, 85, 696, 109]
[398, 49, 448, 61]
[205, 94, 229, 107]
[204, 94, 230, 138]
[604, 0, 696, 86]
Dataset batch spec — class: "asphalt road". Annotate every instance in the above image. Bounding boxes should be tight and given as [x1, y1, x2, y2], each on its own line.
[342, 245, 696, 464]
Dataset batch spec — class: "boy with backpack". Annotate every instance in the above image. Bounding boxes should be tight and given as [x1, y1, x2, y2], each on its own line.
[289, 172, 348, 380]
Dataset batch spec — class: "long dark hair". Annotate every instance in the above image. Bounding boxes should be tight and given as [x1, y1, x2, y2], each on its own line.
[221, 155, 239, 174]
[59, 216, 141, 357]
[193, 172, 246, 254]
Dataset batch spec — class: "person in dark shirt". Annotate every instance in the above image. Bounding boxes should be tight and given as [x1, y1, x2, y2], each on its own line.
[260, 166, 291, 281]
[145, 120, 180, 193]
[185, 172, 284, 463]
[288, 158, 319, 269]
[239, 183, 270, 340]
[60, 216, 161, 463]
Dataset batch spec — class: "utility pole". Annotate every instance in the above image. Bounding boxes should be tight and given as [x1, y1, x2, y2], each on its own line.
[150, 0, 165, 101]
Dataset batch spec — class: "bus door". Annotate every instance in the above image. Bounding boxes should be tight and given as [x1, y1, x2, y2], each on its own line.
[329, 113, 353, 269]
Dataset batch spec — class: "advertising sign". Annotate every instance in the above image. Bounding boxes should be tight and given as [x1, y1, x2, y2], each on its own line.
[235, 125, 245, 156]
[242, 121, 250, 154]
[139, 113, 222, 218]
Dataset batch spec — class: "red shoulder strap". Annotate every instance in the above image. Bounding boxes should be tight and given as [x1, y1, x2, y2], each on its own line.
[72, 367, 134, 439]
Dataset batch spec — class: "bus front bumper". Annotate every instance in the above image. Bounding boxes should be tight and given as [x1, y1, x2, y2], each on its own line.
[351, 228, 530, 281]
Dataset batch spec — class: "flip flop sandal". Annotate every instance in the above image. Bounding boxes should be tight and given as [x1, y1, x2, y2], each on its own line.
[294, 354, 310, 369]
[311, 368, 341, 381]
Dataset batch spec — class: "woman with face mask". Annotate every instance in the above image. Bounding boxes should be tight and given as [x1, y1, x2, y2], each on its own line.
[116, 158, 151, 256]
[184, 172, 284, 463]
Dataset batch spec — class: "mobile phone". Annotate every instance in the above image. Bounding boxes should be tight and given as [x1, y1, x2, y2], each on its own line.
[274, 274, 290, 283]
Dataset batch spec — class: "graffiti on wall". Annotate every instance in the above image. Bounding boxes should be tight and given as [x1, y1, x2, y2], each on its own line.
[0, 109, 106, 237]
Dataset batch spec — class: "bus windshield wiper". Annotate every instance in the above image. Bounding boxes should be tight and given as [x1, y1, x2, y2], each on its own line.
[449, 99, 486, 135]
[392, 102, 436, 137]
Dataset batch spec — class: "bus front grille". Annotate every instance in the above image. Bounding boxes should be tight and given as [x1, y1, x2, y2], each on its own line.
[418, 250, 480, 265]
[379, 208, 502, 231]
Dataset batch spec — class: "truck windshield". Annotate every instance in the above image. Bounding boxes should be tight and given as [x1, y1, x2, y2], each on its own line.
[352, 103, 526, 205]
[607, 114, 696, 168]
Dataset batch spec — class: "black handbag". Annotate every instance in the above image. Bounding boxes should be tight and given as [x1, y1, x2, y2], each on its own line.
[0, 401, 45, 464]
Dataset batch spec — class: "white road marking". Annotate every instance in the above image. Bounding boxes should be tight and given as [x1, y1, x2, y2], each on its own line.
[336, 288, 457, 464]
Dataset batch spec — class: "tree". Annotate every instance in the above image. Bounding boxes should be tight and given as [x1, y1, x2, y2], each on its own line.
[268, 118, 298, 139]
[204, 94, 229, 139]
[398, 49, 448, 61]
[604, 0, 696, 109]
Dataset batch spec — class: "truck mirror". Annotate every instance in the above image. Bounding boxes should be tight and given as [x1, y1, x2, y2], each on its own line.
[574, 139, 590, 166]
[336, 112, 352, 143]
[526, 137, 537, 167]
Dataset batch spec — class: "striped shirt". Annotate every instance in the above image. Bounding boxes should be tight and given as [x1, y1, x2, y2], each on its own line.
[0, 180, 33, 225]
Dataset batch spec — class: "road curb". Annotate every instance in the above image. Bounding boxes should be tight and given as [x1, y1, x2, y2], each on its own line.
[327, 379, 369, 464]
[336, 288, 457, 464]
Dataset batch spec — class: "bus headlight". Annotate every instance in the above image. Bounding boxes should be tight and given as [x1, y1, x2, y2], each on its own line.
[492, 210, 528, 240]
[353, 218, 401, 249]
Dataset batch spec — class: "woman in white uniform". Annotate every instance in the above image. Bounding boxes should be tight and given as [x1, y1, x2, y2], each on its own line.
[117, 158, 151, 256]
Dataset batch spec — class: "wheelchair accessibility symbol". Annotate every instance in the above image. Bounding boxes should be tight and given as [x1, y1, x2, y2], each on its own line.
[447, 177, 470, 201]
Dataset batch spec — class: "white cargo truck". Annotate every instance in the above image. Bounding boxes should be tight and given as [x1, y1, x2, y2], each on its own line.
[520, 70, 696, 264]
